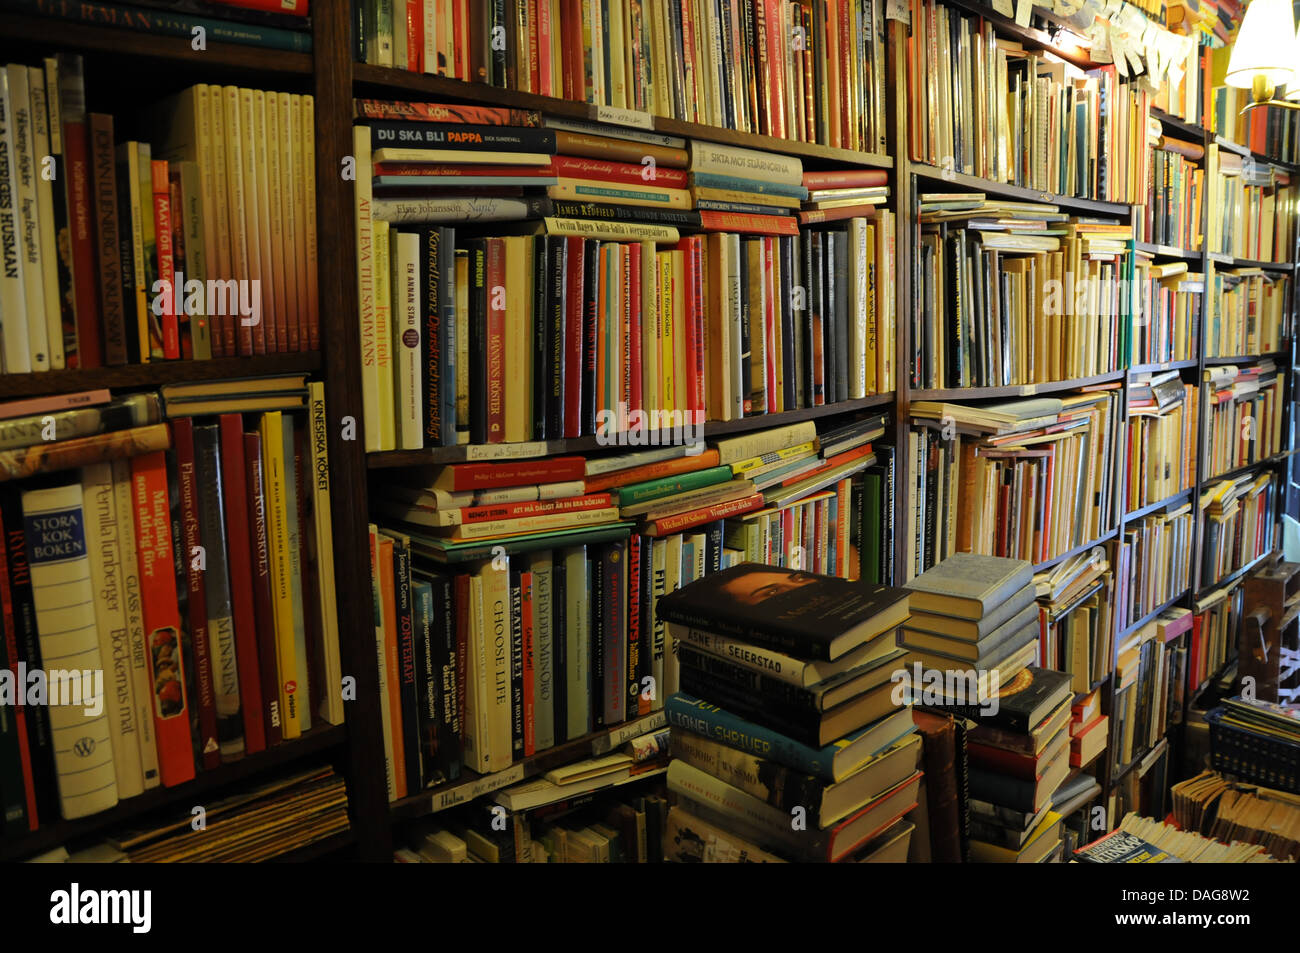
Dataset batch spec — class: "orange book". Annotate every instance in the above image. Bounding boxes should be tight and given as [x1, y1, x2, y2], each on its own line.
[377, 535, 406, 799]
[132, 450, 196, 788]
[584, 448, 723, 493]
[643, 491, 765, 536]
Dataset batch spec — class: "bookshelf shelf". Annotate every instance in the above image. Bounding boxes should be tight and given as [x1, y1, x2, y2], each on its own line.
[1134, 241, 1202, 261]
[1195, 550, 1275, 600]
[1032, 527, 1119, 575]
[1125, 488, 1193, 522]
[352, 64, 895, 170]
[0, 352, 323, 399]
[389, 712, 667, 822]
[1150, 109, 1208, 143]
[0, 13, 313, 76]
[1205, 452, 1290, 485]
[940, 0, 1095, 69]
[1118, 589, 1191, 641]
[0, 724, 347, 862]
[270, 829, 357, 862]
[1127, 360, 1198, 375]
[1226, 259, 1294, 272]
[1203, 351, 1288, 366]
[366, 394, 896, 469]
[908, 163, 1131, 216]
[909, 370, 1124, 402]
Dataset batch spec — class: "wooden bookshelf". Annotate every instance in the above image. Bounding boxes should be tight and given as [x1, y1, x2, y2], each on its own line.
[1118, 589, 1192, 641]
[908, 162, 1131, 217]
[909, 370, 1125, 402]
[0, 352, 321, 399]
[1125, 488, 1193, 522]
[1134, 241, 1202, 261]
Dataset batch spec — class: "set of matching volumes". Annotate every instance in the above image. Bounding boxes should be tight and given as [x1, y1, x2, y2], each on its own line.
[907, 0, 1151, 204]
[914, 198, 1130, 390]
[661, 564, 922, 862]
[0, 55, 317, 373]
[351, 105, 896, 453]
[0, 381, 344, 834]
[1206, 148, 1296, 262]
[1201, 362, 1284, 480]
[356, 0, 889, 153]
[1206, 269, 1289, 358]
[900, 554, 1039, 697]
[1125, 370, 1196, 509]
[1197, 472, 1274, 590]
[1109, 609, 1190, 774]
[1033, 548, 1116, 695]
[906, 391, 1120, 578]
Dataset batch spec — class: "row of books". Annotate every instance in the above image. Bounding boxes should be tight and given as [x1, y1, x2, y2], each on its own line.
[1198, 472, 1275, 591]
[1116, 504, 1194, 631]
[1210, 80, 1300, 167]
[0, 381, 344, 836]
[1034, 548, 1116, 694]
[1188, 579, 1243, 692]
[1125, 371, 1196, 509]
[0, 56, 318, 373]
[362, 417, 888, 800]
[1207, 149, 1296, 262]
[1201, 363, 1284, 480]
[907, 0, 1152, 204]
[906, 391, 1120, 578]
[1172, 769, 1300, 862]
[1110, 609, 1190, 775]
[1139, 134, 1204, 252]
[1131, 258, 1200, 366]
[914, 200, 1132, 390]
[354, 0, 890, 153]
[1206, 269, 1289, 358]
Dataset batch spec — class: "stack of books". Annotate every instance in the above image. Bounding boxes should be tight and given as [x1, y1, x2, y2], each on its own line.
[958, 667, 1074, 863]
[899, 553, 1039, 694]
[1033, 548, 1116, 694]
[1068, 689, 1108, 769]
[659, 564, 921, 862]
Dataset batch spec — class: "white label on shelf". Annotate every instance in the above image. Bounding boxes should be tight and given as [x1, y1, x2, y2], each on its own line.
[428, 763, 529, 813]
[465, 440, 556, 462]
[594, 105, 654, 130]
[591, 711, 667, 755]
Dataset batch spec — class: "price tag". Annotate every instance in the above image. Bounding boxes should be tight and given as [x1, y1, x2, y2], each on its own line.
[593, 104, 654, 130]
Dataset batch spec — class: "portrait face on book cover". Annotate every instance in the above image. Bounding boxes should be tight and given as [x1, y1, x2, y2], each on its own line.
[716, 567, 820, 607]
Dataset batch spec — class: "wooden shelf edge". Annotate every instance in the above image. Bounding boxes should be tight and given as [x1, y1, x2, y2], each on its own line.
[909, 162, 1130, 216]
[1032, 527, 1119, 575]
[1203, 351, 1287, 366]
[0, 723, 347, 862]
[1118, 588, 1191, 640]
[1134, 241, 1202, 261]
[0, 12, 313, 74]
[353, 64, 894, 169]
[1123, 488, 1192, 523]
[368, 394, 895, 468]
[0, 352, 323, 399]
[1128, 360, 1198, 375]
[1194, 551, 1274, 601]
[909, 370, 1124, 402]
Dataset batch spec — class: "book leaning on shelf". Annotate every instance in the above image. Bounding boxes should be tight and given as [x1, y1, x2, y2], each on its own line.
[0, 53, 318, 373]
[353, 0, 889, 153]
[1032, 546, 1116, 695]
[1201, 363, 1284, 479]
[350, 107, 895, 453]
[1197, 473, 1275, 591]
[1125, 369, 1196, 509]
[658, 564, 921, 862]
[364, 416, 894, 802]
[0, 379, 343, 837]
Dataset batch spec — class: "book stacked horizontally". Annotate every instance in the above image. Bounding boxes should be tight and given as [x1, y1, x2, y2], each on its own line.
[899, 553, 1039, 695]
[658, 564, 924, 862]
[947, 667, 1075, 863]
[798, 169, 891, 226]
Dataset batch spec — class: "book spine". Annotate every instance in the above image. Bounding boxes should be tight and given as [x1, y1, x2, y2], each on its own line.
[87, 113, 128, 365]
[509, 568, 524, 756]
[281, 417, 312, 734]
[423, 227, 445, 446]
[439, 226, 458, 447]
[7, 0, 313, 50]
[172, 418, 220, 769]
[485, 236, 506, 442]
[0, 549, 35, 830]
[306, 384, 343, 727]
[392, 537, 422, 791]
[243, 431, 282, 745]
[589, 549, 606, 730]
[0, 70, 32, 374]
[666, 691, 836, 779]
[602, 539, 627, 726]
[130, 452, 196, 788]
[261, 414, 301, 739]
[520, 570, 536, 756]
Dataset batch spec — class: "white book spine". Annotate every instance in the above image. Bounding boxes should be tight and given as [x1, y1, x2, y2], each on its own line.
[8, 66, 48, 371]
[393, 231, 422, 448]
[27, 68, 62, 369]
[221, 87, 250, 316]
[80, 463, 144, 798]
[423, 0, 437, 75]
[21, 483, 117, 819]
[112, 458, 159, 789]
[354, 125, 382, 452]
[563, 545, 589, 739]
[529, 552, 555, 751]
[0, 71, 32, 373]
[237, 88, 264, 344]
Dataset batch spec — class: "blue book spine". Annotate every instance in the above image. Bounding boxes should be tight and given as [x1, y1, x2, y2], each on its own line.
[665, 692, 837, 781]
[689, 173, 809, 199]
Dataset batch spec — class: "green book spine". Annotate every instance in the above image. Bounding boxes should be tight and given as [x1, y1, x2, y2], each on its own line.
[614, 465, 734, 507]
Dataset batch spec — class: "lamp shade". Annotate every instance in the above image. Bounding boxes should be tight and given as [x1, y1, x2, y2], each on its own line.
[1225, 0, 1297, 89]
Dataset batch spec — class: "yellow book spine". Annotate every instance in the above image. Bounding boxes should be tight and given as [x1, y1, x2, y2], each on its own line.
[373, 220, 395, 450]
[260, 411, 301, 739]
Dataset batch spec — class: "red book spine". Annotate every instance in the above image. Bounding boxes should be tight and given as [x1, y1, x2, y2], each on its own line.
[217, 414, 265, 753]
[486, 237, 506, 443]
[646, 492, 765, 536]
[801, 169, 888, 189]
[691, 237, 706, 416]
[550, 155, 689, 188]
[453, 0, 468, 80]
[537, 0, 554, 97]
[244, 431, 282, 746]
[677, 236, 700, 415]
[563, 236, 586, 437]
[627, 242, 643, 415]
[151, 160, 180, 360]
[560, 0, 577, 101]
[0, 504, 38, 830]
[63, 116, 101, 368]
[697, 210, 799, 235]
[131, 451, 196, 787]
[456, 493, 613, 524]
[620, 246, 632, 411]
[521, 570, 535, 756]
[407, 0, 422, 72]
[680, 1, 698, 122]
[441, 455, 588, 491]
[837, 0, 852, 147]
[173, 419, 219, 769]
